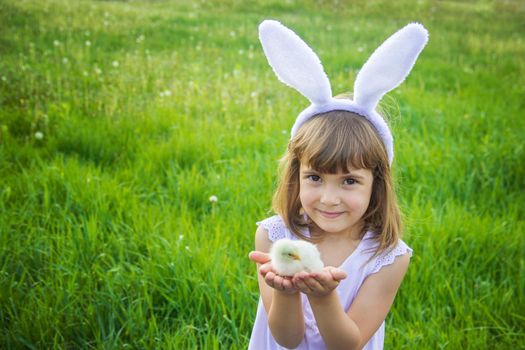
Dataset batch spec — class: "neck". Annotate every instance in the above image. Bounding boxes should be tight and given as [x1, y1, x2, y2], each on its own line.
[309, 222, 364, 242]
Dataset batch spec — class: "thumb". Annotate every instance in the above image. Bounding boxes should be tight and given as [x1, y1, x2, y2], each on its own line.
[248, 251, 271, 264]
[328, 267, 347, 281]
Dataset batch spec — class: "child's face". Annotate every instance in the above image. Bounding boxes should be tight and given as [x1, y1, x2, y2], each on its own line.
[299, 163, 373, 238]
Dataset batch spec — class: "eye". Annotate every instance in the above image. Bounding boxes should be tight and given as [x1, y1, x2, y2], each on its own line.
[343, 178, 356, 185]
[308, 175, 321, 182]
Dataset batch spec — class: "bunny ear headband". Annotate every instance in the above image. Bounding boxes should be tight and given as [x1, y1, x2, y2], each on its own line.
[258, 20, 428, 164]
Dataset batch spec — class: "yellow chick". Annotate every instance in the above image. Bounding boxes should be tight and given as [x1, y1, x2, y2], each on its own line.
[270, 239, 324, 276]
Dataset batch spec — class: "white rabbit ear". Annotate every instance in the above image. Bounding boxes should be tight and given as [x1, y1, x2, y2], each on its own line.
[259, 20, 332, 105]
[354, 23, 429, 112]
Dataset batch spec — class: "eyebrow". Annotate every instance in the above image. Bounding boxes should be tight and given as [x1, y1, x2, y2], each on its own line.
[342, 173, 365, 180]
[301, 168, 365, 179]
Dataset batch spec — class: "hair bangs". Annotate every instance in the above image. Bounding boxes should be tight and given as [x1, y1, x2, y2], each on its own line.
[294, 111, 383, 173]
[300, 133, 369, 173]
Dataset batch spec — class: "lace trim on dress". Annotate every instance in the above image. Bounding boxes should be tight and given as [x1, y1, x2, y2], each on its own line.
[370, 242, 413, 275]
[256, 216, 286, 242]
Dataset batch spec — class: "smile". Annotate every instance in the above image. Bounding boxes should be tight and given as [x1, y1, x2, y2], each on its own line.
[317, 209, 345, 219]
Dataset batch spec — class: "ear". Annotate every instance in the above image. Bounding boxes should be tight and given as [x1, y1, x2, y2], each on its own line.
[259, 20, 332, 105]
[353, 23, 429, 112]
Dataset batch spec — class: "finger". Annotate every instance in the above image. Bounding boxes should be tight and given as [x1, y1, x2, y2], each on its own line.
[249, 251, 271, 264]
[293, 274, 313, 293]
[327, 267, 347, 281]
[259, 262, 272, 275]
[292, 271, 309, 285]
[303, 275, 323, 291]
[282, 277, 294, 290]
[316, 276, 340, 292]
[310, 271, 330, 283]
[264, 271, 276, 286]
[274, 275, 286, 288]
[274, 275, 289, 291]
[305, 270, 342, 294]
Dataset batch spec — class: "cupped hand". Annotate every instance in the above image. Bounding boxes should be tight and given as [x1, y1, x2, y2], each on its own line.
[292, 266, 347, 298]
[249, 251, 299, 294]
[248, 251, 346, 296]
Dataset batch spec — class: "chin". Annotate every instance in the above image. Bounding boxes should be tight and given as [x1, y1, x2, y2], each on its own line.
[314, 219, 354, 235]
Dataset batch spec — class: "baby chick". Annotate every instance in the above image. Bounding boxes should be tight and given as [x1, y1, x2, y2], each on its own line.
[270, 238, 324, 276]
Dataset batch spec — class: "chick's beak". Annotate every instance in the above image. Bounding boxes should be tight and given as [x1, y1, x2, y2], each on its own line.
[289, 252, 301, 261]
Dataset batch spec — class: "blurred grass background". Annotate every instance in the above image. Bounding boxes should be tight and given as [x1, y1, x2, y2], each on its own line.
[0, 0, 524, 348]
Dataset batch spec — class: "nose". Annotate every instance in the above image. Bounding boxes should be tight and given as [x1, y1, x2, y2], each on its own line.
[320, 185, 341, 206]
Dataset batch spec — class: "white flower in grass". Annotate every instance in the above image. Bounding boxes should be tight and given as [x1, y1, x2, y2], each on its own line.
[136, 35, 145, 43]
[53, 40, 60, 47]
[112, 60, 119, 68]
[34, 131, 44, 140]
[229, 30, 236, 37]
[62, 57, 69, 64]
[209, 195, 218, 203]
[185, 246, 190, 251]
[94, 67, 102, 75]
[179, 234, 184, 241]
[85, 40, 91, 47]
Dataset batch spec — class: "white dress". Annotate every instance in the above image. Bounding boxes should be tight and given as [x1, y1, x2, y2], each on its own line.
[248, 215, 412, 350]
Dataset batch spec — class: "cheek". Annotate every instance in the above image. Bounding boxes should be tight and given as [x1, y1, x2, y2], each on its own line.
[299, 185, 316, 207]
[358, 189, 373, 211]
[298, 189, 307, 207]
[345, 190, 372, 211]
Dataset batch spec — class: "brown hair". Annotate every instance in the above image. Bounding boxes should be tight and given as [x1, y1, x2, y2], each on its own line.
[272, 110, 401, 256]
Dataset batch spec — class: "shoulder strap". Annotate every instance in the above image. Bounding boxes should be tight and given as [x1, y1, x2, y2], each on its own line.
[256, 215, 288, 242]
[370, 240, 413, 275]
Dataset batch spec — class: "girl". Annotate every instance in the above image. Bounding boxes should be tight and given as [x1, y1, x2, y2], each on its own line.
[248, 20, 428, 349]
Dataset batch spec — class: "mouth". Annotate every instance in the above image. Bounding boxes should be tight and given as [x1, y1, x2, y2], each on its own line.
[317, 209, 345, 219]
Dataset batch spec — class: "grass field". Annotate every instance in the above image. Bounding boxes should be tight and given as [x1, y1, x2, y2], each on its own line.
[1, 0, 524, 348]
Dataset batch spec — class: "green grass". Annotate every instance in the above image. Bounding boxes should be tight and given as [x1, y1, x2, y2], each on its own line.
[0, 0, 524, 348]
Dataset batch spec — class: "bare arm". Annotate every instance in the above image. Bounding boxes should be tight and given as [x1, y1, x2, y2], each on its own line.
[250, 225, 306, 348]
[295, 253, 410, 349]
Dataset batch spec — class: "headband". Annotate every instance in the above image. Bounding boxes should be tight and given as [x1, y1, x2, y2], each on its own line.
[258, 20, 429, 164]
